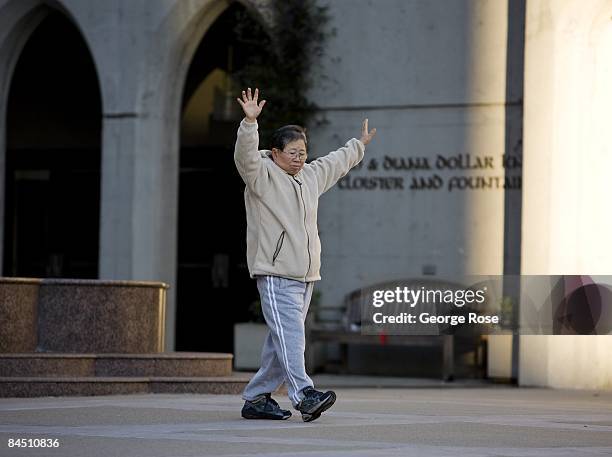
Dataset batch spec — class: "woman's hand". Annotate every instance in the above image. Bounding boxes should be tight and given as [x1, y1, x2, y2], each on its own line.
[236, 87, 266, 123]
[360, 118, 377, 145]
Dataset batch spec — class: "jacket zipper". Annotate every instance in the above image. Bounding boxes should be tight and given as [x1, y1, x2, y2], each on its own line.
[293, 176, 311, 280]
[272, 231, 285, 264]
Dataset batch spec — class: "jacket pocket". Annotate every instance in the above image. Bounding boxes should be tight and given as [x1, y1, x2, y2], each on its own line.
[272, 231, 286, 264]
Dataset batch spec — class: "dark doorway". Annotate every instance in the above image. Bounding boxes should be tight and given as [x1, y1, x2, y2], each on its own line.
[3, 11, 102, 279]
[176, 4, 261, 353]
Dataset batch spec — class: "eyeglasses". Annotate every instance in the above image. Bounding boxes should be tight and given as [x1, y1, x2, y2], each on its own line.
[282, 148, 307, 160]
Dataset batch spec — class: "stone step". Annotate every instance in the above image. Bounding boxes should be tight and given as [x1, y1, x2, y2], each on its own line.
[0, 373, 252, 397]
[0, 352, 233, 378]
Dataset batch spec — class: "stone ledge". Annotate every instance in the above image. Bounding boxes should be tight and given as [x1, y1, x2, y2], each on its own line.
[1, 352, 232, 359]
[0, 375, 251, 382]
[0, 375, 251, 397]
[0, 277, 169, 289]
[0, 353, 234, 377]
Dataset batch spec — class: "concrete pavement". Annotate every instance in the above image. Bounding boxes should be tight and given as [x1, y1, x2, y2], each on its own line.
[1, 384, 611, 456]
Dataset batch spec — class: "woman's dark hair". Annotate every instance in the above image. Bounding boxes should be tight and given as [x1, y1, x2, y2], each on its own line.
[270, 125, 308, 150]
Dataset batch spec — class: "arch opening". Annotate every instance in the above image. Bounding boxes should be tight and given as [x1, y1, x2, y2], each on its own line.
[176, 2, 265, 353]
[3, 10, 102, 279]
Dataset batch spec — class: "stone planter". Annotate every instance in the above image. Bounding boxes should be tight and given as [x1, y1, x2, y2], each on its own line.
[0, 277, 168, 353]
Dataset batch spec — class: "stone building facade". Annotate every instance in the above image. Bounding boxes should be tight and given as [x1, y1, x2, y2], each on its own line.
[0, 0, 610, 388]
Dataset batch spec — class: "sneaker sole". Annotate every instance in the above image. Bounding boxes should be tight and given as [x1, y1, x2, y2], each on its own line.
[301, 392, 336, 422]
[242, 410, 291, 420]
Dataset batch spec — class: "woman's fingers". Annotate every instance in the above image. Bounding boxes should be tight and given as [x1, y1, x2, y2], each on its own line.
[241, 88, 261, 103]
[368, 128, 377, 143]
[237, 89, 265, 119]
[360, 119, 376, 145]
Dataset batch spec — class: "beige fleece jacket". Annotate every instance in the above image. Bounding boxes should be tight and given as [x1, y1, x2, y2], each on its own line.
[234, 118, 365, 282]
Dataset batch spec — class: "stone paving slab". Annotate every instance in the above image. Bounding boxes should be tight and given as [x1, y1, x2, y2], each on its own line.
[0, 387, 611, 456]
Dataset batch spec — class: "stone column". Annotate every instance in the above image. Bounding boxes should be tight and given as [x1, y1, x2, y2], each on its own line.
[520, 0, 612, 389]
[70, 0, 230, 351]
[99, 114, 180, 351]
[48, 0, 183, 351]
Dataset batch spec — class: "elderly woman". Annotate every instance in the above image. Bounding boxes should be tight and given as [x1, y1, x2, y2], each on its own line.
[234, 88, 376, 422]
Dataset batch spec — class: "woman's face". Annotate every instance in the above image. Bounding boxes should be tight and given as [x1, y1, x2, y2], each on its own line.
[272, 139, 307, 175]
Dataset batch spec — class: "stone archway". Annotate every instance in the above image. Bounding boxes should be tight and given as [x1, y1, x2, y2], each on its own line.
[1, 5, 102, 278]
[175, 2, 265, 353]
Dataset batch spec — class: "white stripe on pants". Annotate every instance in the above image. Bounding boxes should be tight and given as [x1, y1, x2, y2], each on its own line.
[242, 275, 314, 407]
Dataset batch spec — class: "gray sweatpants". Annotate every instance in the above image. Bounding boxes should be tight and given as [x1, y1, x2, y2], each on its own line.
[242, 275, 315, 408]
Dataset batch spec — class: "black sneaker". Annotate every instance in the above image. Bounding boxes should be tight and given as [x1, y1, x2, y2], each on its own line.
[296, 387, 336, 422]
[241, 393, 292, 420]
